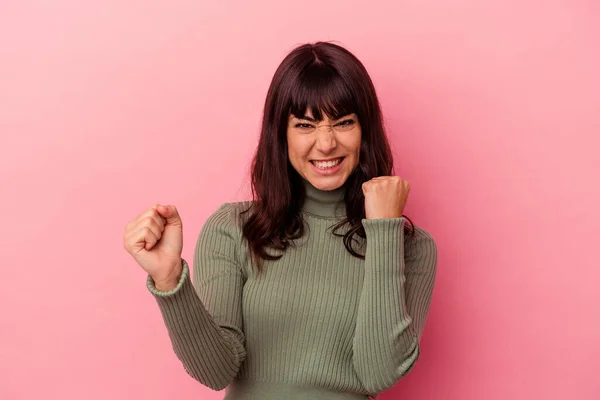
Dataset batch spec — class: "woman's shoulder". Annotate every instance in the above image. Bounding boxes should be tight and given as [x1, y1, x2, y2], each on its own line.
[203, 200, 255, 232]
[404, 221, 438, 265]
[408, 223, 435, 242]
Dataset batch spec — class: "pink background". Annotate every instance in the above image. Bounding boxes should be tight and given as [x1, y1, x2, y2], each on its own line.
[1, 1, 598, 399]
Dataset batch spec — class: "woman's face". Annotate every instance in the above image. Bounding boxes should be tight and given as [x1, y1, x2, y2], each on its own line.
[287, 109, 361, 191]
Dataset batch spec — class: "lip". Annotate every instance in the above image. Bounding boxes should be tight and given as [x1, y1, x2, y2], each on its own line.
[310, 157, 344, 176]
[310, 157, 344, 162]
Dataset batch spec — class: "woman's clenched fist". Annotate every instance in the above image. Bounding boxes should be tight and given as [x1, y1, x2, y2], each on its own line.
[123, 204, 183, 291]
[362, 176, 410, 220]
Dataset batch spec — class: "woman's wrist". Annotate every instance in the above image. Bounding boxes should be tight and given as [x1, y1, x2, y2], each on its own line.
[152, 259, 183, 291]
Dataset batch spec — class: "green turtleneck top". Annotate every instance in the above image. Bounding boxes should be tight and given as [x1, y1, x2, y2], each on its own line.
[146, 180, 438, 399]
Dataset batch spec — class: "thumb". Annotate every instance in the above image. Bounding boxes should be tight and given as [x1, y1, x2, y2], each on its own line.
[157, 204, 182, 226]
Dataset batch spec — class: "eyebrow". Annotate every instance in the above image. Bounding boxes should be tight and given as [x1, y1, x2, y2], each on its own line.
[294, 114, 354, 122]
[296, 115, 317, 122]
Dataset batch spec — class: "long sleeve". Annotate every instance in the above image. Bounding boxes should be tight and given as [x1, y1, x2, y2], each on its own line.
[146, 203, 247, 391]
[352, 217, 437, 394]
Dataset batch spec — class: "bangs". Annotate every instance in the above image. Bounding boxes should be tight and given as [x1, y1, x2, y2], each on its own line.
[288, 64, 358, 121]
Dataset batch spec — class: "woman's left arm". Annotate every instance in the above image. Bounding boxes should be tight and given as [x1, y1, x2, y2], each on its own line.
[352, 217, 438, 394]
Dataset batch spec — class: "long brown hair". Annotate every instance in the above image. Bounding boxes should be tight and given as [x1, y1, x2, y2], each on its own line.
[242, 41, 415, 273]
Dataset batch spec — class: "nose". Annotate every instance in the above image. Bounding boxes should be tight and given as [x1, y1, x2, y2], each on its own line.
[315, 127, 337, 154]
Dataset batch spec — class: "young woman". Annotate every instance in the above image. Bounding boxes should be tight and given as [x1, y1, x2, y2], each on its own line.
[123, 41, 438, 400]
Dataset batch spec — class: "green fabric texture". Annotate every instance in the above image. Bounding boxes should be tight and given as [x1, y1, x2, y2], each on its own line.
[146, 179, 438, 399]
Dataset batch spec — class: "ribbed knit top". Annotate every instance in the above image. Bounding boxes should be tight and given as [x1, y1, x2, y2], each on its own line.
[147, 179, 438, 399]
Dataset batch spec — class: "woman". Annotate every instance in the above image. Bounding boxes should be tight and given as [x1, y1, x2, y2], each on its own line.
[123, 41, 438, 400]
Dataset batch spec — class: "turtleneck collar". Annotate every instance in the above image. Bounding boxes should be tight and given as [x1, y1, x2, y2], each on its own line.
[300, 178, 346, 219]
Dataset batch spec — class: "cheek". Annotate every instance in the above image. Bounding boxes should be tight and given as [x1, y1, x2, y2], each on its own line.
[347, 133, 361, 168]
[354, 137, 361, 154]
[290, 137, 310, 155]
[342, 132, 361, 157]
[287, 136, 307, 164]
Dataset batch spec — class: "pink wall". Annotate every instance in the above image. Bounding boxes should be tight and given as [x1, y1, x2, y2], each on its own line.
[1, 1, 598, 399]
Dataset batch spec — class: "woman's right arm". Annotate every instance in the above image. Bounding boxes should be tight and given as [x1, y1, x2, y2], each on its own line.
[146, 204, 247, 391]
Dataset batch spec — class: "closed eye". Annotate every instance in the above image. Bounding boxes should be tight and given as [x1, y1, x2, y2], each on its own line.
[335, 119, 356, 127]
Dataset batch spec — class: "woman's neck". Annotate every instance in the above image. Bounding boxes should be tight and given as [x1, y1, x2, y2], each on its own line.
[300, 178, 346, 219]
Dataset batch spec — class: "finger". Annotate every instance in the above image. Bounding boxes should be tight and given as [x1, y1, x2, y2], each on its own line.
[146, 209, 166, 231]
[127, 205, 157, 230]
[157, 205, 182, 225]
[145, 205, 167, 226]
[136, 226, 159, 252]
[135, 217, 162, 241]
[126, 225, 158, 253]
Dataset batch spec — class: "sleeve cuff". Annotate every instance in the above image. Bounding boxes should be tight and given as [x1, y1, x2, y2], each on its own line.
[361, 217, 406, 270]
[146, 258, 190, 297]
[361, 217, 405, 237]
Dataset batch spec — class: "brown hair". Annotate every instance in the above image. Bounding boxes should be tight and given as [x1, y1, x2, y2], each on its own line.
[242, 41, 415, 273]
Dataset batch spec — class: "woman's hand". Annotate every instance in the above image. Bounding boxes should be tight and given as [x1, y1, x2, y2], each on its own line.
[362, 176, 410, 220]
[123, 204, 184, 291]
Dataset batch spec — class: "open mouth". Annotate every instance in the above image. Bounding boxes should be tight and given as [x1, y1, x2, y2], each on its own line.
[310, 157, 344, 169]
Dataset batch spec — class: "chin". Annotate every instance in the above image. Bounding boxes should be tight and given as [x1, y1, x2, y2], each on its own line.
[306, 174, 348, 191]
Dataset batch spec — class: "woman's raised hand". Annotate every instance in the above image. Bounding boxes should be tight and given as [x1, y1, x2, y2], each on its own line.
[362, 176, 410, 220]
[123, 204, 184, 291]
